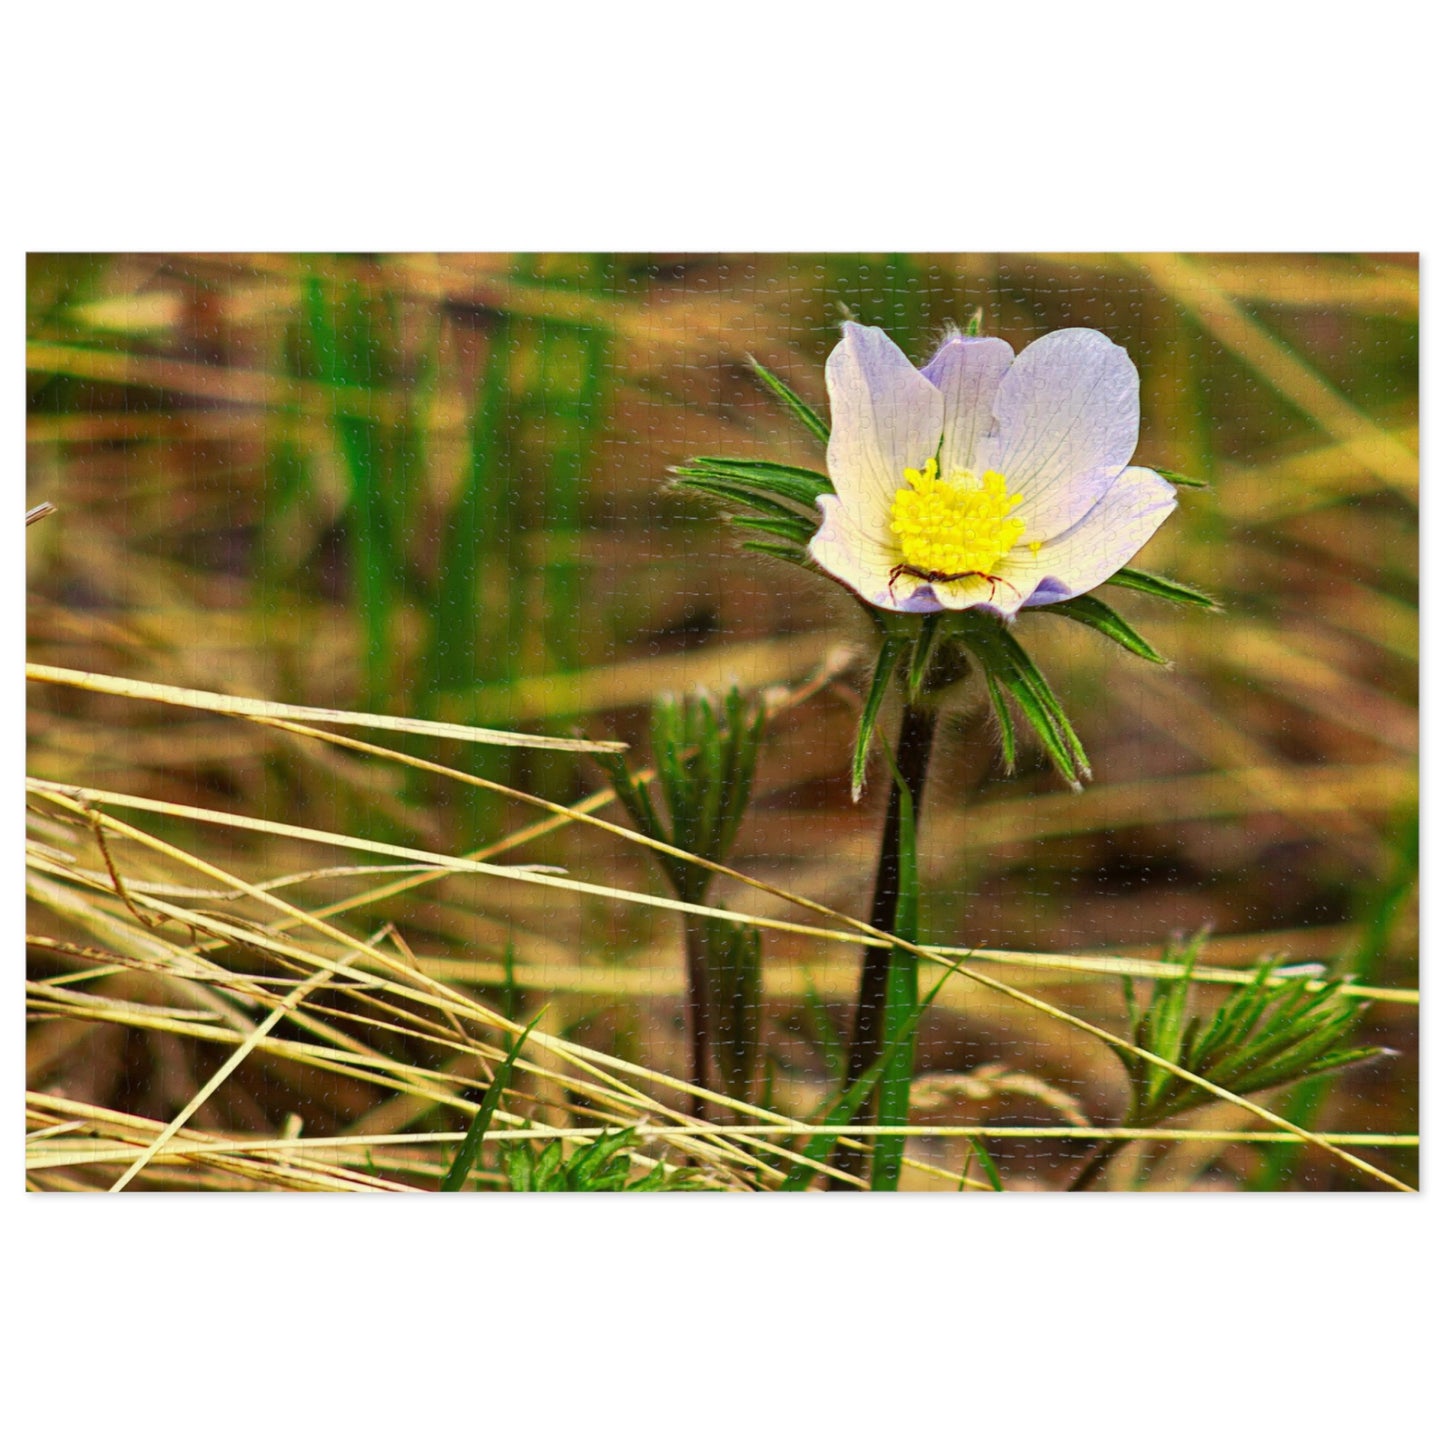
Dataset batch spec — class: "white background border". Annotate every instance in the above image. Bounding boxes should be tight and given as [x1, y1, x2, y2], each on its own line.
[8, 4, 1434, 1438]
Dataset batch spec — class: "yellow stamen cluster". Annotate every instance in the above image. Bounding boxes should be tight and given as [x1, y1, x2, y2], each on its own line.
[889, 459, 1026, 577]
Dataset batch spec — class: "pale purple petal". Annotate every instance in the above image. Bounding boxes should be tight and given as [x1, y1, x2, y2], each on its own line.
[979, 328, 1141, 539]
[808, 493, 940, 613]
[998, 467, 1178, 609]
[825, 322, 944, 526]
[920, 334, 1014, 478]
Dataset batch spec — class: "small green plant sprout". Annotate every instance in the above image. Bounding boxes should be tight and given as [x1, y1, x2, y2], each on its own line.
[500, 1127, 714, 1193]
[594, 685, 767, 1115]
[1071, 938, 1384, 1190]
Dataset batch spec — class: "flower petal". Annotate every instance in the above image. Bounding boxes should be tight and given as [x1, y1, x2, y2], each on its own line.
[920, 334, 1014, 478]
[825, 322, 944, 526]
[981, 328, 1141, 538]
[926, 572, 1011, 615]
[999, 466, 1178, 610]
[808, 493, 940, 613]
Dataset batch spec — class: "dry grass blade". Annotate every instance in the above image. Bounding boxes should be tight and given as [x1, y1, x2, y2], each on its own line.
[1128, 252, 1417, 492]
[27, 765, 1412, 1190]
[27, 663, 627, 754]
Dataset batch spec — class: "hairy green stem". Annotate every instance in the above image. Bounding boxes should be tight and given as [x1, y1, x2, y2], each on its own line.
[682, 916, 710, 1119]
[829, 701, 938, 1186]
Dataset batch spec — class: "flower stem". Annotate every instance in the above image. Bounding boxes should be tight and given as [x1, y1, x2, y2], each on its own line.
[829, 700, 938, 1185]
[682, 916, 710, 1119]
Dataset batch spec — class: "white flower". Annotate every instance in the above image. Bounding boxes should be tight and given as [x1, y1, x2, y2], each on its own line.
[808, 322, 1178, 618]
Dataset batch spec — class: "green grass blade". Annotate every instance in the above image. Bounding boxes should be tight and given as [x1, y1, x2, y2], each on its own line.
[422, 313, 516, 701]
[1344, 806, 1418, 979]
[803, 976, 848, 1082]
[537, 305, 608, 677]
[303, 272, 400, 709]
[440, 1015, 541, 1191]
[967, 1138, 1004, 1191]
[778, 1056, 891, 1191]
[779, 979, 945, 1192]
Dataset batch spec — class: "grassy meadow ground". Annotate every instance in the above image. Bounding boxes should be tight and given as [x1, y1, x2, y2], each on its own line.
[24, 252, 1418, 1191]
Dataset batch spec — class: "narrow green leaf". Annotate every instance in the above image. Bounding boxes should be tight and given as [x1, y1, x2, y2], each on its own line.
[740, 539, 811, 566]
[1153, 467, 1211, 489]
[1047, 594, 1170, 667]
[695, 704, 723, 840]
[629, 1162, 672, 1191]
[1289, 1047, 1380, 1082]
[1229, 1015, 1365, 1095]
[778, 1054, 891, 1192]
[304, 274, 399, 709]
[1345, 806, 1417, 978]
[779, 977, 947, 1192]
[994, 668, 1082, 787]
[983, 669, 1017, 774]
[570, 1128, 638, 1189]
[601, 752, 672, 865]
[730, 513, 818, 545]
[1105, 567, 1220, 611]
[683, 457, 833, 509]
[719, 694, 765, 860]
[803, 976, 848, 1082]
[675, 475, 813, 524]
[532, 1136, 565, 1191]
[907, 615, 943, 700]
[440, 1015, 541, 1191]
[422, 311, 516, 701]
[969, 1138, 1004, 1191]
[990, 627, 1092, 780]
[853, 635, 905, 802]
[746, 356, 830, 444]
[954, 615, 1086, 787]
[504, 1142, 533, 1192]
[1249, 1074, 1334, 1191]
[499, 935, 520, 1022]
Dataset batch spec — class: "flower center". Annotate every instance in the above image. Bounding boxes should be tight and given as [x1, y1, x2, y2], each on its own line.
[889, 459, 1026, 578]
